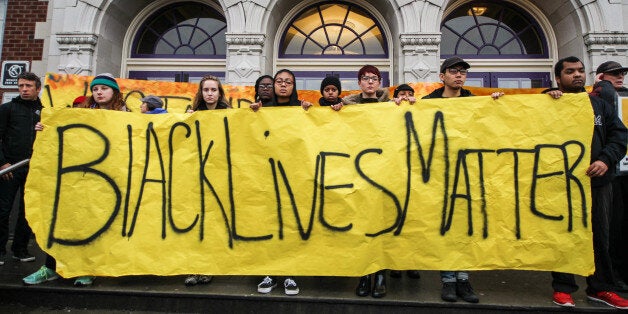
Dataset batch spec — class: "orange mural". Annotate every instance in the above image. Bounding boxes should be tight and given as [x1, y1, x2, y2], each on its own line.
[42, 73, 553, 113]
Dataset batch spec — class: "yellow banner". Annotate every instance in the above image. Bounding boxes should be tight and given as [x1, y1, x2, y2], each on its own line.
[41, 73, 548, 113]
[26, 93, 594, 278]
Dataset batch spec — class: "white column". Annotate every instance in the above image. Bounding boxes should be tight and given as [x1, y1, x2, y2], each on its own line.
[400, 33, 441, 83]
[225, 33, 266, 85]
[55, 33, 98, 75]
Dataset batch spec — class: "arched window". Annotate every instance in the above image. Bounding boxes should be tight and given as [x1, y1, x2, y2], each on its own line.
[277, 2, 390, 90]
[131, 1, 226, 58]
[125, 1, 226, 82]
[280, 2, 387, 58]
[441, 1, 548, 58]
[440, 1, 552, 88]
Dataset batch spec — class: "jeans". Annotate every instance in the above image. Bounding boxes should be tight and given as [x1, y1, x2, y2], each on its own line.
[552, 184, 615, 294]
[0, 167, 32, 254]
[441, 271, 469, 283]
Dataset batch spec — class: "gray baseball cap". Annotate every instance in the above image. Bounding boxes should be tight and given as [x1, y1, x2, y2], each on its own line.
[140, 95, 163, 108]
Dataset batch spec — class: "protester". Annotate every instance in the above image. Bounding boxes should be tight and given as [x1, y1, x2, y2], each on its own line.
[72, 95, 87, 107]
[422, 57, 501, 304]
[23, 73, 129, 287]
[140, 95, 167, 114]
[345, 65, 390, 298]
[253, 69, 311, 296]
[342, 65, 389, 106]
[592, 61, 628, 292]
[187, 75, 230, 113]
[250, 75, 274, 110]
[318, 76, 343, 111]
[0, 72, 43, 266]
[544, 56, 628, 309]
[391, 83, 416, 105]
[182, 75, 231, 286]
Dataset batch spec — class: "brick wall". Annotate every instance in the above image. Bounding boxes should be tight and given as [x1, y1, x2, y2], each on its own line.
[0, 0, 48, 100]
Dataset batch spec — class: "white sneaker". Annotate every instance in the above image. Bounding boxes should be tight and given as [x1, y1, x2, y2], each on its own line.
[257, 276, 277, 294]
[284, 278, 299, 295]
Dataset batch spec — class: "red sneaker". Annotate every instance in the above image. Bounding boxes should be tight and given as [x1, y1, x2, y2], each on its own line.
[587, 291, 628, 309]
[553, 292, 575, 307]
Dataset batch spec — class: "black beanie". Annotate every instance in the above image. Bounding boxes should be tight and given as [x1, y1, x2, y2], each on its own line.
[320, 76, 342, 95]
[394, 84, 414, 98]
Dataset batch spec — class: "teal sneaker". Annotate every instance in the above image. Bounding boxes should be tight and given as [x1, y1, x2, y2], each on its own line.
[23, 266, 59, 285]
[74, 276, 95, 287]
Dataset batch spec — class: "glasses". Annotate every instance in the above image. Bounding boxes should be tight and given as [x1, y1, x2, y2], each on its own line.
[607, 71, 627, 77]
[259, 84, 273, 89]
[360, 75, 380, 82]
[275, 79, 293, 86]
[447, 68, 468, 75]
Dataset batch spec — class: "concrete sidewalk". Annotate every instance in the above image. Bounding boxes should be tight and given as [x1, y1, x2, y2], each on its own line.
[0, 241, 623, 313]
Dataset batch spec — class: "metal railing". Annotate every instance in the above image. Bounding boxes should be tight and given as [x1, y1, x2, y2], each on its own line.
[0, 159, 29, 176]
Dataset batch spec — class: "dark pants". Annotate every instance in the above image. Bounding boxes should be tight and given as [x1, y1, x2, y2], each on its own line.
[552, 184, 614, 294]
[0, 167, 32, 254]
[610, 176, 628, 283]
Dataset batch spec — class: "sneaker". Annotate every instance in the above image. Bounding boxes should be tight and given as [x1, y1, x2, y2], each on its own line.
[12, 251, 35, 262]
[441, 282, 457, 302]
[184, 274, 212, 286]
[553, 292, 575, 307]
[197, 275, 212, 284]
[184, 275, 199, 286]
[284, 278, 299, 295]
[73, 276, 95, 287]
[587, 291, 628, 309]
[23, 266, 59, 285]
[257, 276, 277, 294]
[0, 252, 5, 266]
[456, 279, 479, 303]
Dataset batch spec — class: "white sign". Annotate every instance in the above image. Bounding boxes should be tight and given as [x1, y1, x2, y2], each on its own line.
[1, 61, 30, 88]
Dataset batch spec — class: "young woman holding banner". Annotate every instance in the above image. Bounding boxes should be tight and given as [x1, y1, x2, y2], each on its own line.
[186, 75, 231, 113]
[24, 73, 128, 287]
[184, 75, 231, 286]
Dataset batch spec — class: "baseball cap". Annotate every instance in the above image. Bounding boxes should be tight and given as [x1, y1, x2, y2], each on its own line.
[140, 95, 164, 108]
[440, 57, 471, 73]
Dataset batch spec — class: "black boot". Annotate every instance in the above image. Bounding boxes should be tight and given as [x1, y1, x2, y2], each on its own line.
[356, 275, 371, 297]
[456, 279, 479, 303]
[389, 270, 402, 278]
[372, 270, 387, 298]
[407, 270, 421, 279]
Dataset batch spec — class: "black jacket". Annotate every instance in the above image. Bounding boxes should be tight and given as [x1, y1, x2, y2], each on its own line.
[422, 86, 474, 99]
[0, 96, 43, 165]
[542, 88, 627, 186]
[589, 94, 627, 187]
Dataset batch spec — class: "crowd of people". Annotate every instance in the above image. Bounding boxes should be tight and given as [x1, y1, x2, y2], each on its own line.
[0, 56, 627, 309]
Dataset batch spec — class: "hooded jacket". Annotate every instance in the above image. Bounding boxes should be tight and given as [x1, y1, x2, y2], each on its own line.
[269, 84, 301, 107]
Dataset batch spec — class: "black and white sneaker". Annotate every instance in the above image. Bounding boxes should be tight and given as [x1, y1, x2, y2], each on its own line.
[284, 278, 299, 296]
[257, 276, 277, 294]
[184, 275, 212, 286]
[0, 252, 5, 265]
[12, 251, 35, 262]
